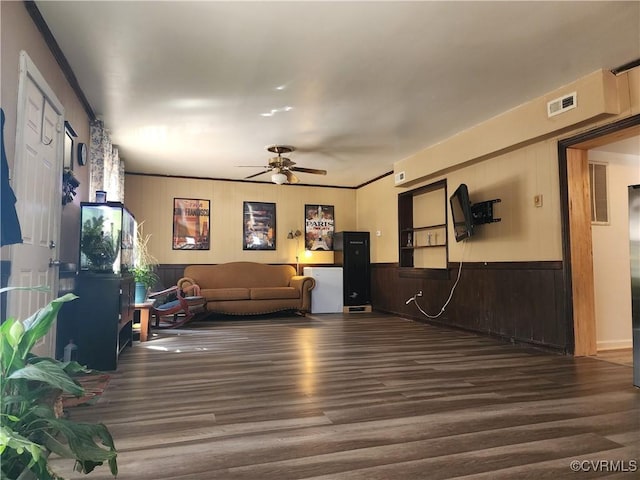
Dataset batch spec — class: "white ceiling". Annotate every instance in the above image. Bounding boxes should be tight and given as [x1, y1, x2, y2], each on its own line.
[35, 1, 640, 187]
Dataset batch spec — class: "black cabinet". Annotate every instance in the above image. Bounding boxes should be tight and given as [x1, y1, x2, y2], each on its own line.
[55, 265, 78, 360]
[74, 274, 134, 371]
[334, 231, 371, 308]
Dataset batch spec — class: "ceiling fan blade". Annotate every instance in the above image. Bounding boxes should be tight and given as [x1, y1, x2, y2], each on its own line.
[290, 166, 327, 175]
[237, 165, 270, 168]
[244, 169, 271, 179]
[285, 170, 299, 184]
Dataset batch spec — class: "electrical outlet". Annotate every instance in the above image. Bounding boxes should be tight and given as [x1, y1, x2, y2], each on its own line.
[534, 194, 543, 207]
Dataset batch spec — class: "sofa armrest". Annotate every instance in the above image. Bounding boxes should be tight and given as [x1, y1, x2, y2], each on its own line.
[289, 275, 315, 291]
[289, 275, 315, 313]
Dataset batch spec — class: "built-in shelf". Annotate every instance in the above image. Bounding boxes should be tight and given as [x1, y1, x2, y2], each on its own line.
[398, 180, 448, 268]
[401, 223, 447, 232]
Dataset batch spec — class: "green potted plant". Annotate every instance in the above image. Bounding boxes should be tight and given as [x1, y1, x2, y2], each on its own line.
[131, 222, 158, 303]
[79, 216, 121, 272]
[0, 287, 118, 479]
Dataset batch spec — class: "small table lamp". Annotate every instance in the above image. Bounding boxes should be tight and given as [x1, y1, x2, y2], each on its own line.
[287, 229, 303, 274]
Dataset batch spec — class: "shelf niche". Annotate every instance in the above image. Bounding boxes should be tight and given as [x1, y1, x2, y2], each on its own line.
[398, 179, 448, 269]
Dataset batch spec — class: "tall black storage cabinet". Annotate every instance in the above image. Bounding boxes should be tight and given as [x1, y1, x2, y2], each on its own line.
[74, 274, 134, 371]
[334, 231, 371, 310]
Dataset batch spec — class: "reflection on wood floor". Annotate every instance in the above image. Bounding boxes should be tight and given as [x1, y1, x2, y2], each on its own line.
[50, 312, 639, 479]
[593, 348, 633, 368]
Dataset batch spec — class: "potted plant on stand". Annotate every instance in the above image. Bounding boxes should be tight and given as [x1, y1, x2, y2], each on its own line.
[0, 287, 118, 479]
[131, 222, 158, 304]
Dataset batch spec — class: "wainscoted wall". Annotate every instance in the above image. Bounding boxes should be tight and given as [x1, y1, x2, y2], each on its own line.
[371, 261, 568, 352]
[156, 264, 190, 289]
[161, 260, 569, 352]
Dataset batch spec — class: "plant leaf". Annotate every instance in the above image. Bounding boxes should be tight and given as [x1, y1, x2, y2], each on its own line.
[0, 285, 50, 295]
[19, 294, 77, 356]
[40, 418, 117, 474]
[0, 318, 23, 374]
[0, 424, 45, 470]
[8, 362, 84, 396]
[6, 320, 24, 349]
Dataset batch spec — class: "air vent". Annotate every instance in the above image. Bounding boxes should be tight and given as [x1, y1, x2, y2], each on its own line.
[394, 171, 406, 184]
[547, 91, 577, 117]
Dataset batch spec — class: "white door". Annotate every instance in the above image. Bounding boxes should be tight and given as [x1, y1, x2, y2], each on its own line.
[7, 52, 64, 357]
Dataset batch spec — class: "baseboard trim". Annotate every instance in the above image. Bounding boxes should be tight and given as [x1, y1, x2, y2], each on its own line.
[596, 340, 633, 351]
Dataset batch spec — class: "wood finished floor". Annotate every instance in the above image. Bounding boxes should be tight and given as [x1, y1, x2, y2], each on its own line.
[593, 349, 633, 368]
[50, 312, 639, 479]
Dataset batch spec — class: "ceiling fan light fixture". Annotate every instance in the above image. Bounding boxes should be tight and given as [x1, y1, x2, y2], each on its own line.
[271, 172, 288, 184]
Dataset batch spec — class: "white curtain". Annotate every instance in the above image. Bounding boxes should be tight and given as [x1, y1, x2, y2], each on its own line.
[89, 119, 124, 202]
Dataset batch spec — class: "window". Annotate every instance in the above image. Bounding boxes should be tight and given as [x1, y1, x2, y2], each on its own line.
[589, 161, 609, 224]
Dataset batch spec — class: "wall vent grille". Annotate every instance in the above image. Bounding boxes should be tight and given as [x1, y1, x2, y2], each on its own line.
[547, 91, 577, 117]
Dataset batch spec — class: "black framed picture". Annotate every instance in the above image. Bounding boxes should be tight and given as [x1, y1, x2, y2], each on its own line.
[304, 204, 335, 251]
[63, 121, 76, 170]
[243, 201, 276, 250]
[172, 198, 211, 250]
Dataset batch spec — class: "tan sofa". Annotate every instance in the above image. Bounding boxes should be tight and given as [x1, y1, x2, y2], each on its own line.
[177, 262, 315, 315]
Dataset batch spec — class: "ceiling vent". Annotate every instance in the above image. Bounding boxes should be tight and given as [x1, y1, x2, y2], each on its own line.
[547, 91, 577, 118]
[394, 171, 406, 184]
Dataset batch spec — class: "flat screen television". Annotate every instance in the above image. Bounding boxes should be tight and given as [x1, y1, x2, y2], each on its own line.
[450, 183, 474, 242]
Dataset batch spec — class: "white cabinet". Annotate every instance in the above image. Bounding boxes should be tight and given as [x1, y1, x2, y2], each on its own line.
[303, 267, 343, 313]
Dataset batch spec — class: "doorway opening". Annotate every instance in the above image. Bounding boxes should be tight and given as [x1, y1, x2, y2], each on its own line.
[558, 114, 640, 358]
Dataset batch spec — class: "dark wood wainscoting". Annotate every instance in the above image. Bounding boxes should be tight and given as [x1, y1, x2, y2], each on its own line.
[160, 262, 568, 352]
[156, 264, 190, 289]
[371, 262, 568, 352]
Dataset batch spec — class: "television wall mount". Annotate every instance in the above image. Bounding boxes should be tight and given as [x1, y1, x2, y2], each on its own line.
[471, 199, 501, 226]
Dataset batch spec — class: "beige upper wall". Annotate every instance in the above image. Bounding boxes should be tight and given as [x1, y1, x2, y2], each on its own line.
[1, 1, 91, 262]
[359, 67, 639, 264]
[358, 137, 562, 263]
[1, 2, 90, 178]
[356, 174, 398, 263]
[394, 69, 627, 187]
[125, 175, 357, 265]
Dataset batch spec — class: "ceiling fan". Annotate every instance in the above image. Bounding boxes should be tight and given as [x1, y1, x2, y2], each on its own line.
[240, 145, 327, 184]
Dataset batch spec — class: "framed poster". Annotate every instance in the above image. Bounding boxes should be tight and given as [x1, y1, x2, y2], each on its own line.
[63, 121, 76, 170]
[305, 204, 335, 251]
[172, 198, 210, 250]
[243, 201, 276, 250]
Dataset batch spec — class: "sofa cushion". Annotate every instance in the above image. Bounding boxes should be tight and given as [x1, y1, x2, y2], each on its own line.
[202, 288, 250, 301]
[250, 287, 300, 300]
